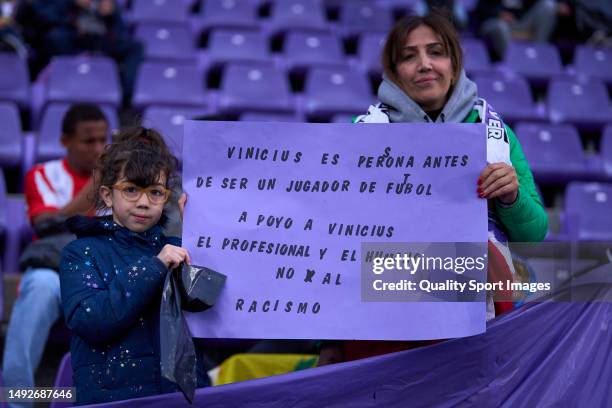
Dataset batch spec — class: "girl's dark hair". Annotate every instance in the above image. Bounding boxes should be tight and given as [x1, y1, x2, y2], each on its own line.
[381, 11, 463, 86]
[94, 127, 178, 210]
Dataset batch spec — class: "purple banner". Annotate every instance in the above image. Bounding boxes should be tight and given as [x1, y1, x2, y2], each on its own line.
[86, 265, 612, 407]
[182, 121, 488, 340]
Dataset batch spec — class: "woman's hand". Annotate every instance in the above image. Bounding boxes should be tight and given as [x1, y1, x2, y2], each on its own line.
[178, 193, 187, 221]
[478, 163, 519, 205]
[157, 244, 191, 270]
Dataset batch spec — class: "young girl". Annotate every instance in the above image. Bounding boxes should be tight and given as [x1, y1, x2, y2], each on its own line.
[59, 127, 202, 405]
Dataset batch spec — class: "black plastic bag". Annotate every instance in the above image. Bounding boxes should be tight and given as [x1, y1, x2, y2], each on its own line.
[179, 263, 228, 312]
[160, 263, 226, 403]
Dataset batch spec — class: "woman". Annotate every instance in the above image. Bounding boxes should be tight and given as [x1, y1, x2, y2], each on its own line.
[318, 12, 548, 365]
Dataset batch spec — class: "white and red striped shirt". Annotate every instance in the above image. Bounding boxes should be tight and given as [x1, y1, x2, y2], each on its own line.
[24, 159, 90, 223]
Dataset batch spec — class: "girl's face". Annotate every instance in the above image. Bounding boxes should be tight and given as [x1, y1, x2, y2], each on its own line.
[100, 173, 169, 233]
[395, 24, 454, 112]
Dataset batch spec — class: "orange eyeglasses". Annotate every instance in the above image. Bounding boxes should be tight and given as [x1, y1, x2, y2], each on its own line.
[112, 182, 170, 204]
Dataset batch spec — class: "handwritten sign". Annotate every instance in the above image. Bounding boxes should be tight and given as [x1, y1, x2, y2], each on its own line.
[182, 121, 488, 340]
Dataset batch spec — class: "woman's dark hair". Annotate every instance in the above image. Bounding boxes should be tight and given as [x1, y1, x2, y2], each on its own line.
[381, 12, 463, 86]
[94, 127, 178, 210]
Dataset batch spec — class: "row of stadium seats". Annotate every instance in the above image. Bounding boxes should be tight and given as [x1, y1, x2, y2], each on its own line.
[132, 24, 612, 87]
[6, 17, 609, 86]
[119, 0, 437, 35]
[2, 52, 611, 127]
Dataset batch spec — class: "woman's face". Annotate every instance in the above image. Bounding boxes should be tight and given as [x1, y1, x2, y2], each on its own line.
[395, 24, 454, 112]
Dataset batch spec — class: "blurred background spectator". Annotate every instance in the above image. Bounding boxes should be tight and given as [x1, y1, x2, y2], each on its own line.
[31, 0, 143, 106]
[574, 0, 612, 46]
[415, 0, 469, 29]
[475, 0, 568, 60]
[0, 0, 27, 57]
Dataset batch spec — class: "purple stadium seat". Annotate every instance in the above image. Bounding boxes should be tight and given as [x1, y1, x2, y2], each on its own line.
[218, 62, 293, 115]
[303, 67, 373, 120]
[601, 125, 612, 180]
[514, 122, 590, 184]
[132, 61, 206, 109]
[573, 45, 612, 85]
[501, 42, 563, 84]
[135, 23, 196, 61]
[53, 352, 73, 387]
[547, 78, 612, 130]
[36, 103, 118, 164]
[283, 30, 345, 71]
[0, 53, 30, 108]
[240, 112, 303, 122]
[142, 106, 208, 161]
[268, 0, 328, 32]
[339, 0, 393, 37]
[201, 28, 270, 68]
[46, 56, 121, 108]
[49, 353, 72, 408]
[564, 182, 612, 241]
[0, 102, 22, 168]
[461, 38, 492, 75]
[131, 0, 189, 24]
[193, 0, 259, 33]
[357, 31, 386, 76]
[472, 73, 541, 123]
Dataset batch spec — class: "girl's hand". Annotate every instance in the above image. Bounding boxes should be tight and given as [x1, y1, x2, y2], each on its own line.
[478, 163, 519, 205]
[157, 244, 191, 270]
[178, 193, 187, 221]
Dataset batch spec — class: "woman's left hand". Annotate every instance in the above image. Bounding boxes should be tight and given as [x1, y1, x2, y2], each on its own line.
[178, 193, 187, 221]
[478, 163, 519, 205]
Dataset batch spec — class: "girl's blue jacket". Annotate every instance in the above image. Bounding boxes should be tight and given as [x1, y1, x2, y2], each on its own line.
[59, 215, 190, 405]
